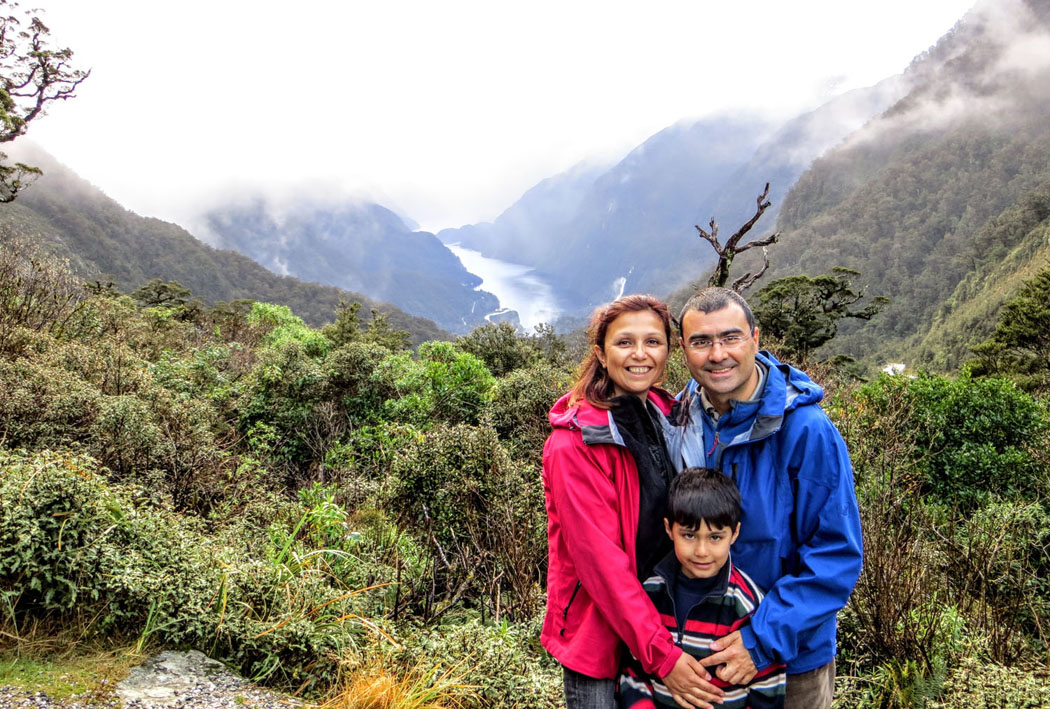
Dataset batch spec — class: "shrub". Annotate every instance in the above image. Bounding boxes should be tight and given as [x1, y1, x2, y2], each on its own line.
[483, 363, 572, 461]
[0, 233, 88, 354]
[929, 656, 1050, 708]
[375, 342, 495, 427]
[0, 355, 99, 448]
[456, 322, 540, 377]
[240, 338, 332, 465]
[323, 341, 392, 423]
[0, 449, 392, 695]
[847, 372, 1050, 509]
[941, 500, 1050, 662]
[394, 617, 561, 708]
[323, 423, 420, 508]
[390, 425, 546, 619]
[0, 450, 220, 634]
[249, 301, 330, 358]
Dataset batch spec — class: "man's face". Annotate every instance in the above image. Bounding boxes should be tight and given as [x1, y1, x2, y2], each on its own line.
[680, 304, 760, 412]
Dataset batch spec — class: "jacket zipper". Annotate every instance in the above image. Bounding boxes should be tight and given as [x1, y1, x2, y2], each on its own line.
[560, 580, 583, 635]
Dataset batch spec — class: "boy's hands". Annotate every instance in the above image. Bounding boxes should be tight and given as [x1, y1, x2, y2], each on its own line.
[662, 652, 725, 709]
[702, 631, 757, 685]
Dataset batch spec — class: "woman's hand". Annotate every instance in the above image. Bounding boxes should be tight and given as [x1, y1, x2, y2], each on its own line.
[662, 652, 725, 709]
[701, 630, 758, 685]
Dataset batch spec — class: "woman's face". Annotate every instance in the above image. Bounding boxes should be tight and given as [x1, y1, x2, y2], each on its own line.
[595, 309, 669, 401]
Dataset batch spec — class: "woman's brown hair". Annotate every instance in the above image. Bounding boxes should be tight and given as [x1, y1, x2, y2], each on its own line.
[568, 294, 672, 409]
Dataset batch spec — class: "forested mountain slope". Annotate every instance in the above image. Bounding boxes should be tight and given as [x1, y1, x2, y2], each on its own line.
[438, 78, 904, 316]
[759, 0, 1050, 368]
[0, 145, 445, 343]
[202, 198, 502, 334]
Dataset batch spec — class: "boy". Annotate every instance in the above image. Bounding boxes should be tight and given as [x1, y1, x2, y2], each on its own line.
[617, 468, 786, 708]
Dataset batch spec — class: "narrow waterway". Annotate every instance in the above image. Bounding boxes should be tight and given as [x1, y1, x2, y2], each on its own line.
[446, 243, 560, 330]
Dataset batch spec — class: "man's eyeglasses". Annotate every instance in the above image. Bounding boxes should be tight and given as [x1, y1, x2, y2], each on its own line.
[684, 331, 752, 351]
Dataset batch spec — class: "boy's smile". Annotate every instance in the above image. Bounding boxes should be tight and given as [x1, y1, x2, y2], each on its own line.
[665, 519, 740, 579]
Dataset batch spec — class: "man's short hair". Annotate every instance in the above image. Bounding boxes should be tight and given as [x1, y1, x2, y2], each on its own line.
[666, 467, 742, 530]
[678, 287, 755, 336]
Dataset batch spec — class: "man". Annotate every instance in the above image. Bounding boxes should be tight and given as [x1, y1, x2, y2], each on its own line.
[672, 287, 863, 709]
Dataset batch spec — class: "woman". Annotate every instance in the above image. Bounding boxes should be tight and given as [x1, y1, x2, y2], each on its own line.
[540, 294, 718, 709]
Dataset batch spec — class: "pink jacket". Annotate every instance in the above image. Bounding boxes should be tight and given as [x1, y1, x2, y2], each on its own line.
[540, 389, 682, 680]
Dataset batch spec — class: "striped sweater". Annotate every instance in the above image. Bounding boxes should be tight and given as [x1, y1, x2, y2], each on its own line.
[617, 554, 786, 708]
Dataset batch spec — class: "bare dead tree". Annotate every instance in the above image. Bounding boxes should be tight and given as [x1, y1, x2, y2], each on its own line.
[695, 183, 780, 292]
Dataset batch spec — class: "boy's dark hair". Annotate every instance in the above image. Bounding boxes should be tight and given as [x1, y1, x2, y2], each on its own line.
[666, 467, 742, 530]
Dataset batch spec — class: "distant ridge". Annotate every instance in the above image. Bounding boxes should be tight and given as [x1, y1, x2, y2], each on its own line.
[201, 196, 505, 334]
[758, 0, 1050, 367]
[0, 143, 446, 344]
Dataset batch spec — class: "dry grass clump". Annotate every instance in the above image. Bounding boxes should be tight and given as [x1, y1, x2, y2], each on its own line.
[323, 657, 477, 709]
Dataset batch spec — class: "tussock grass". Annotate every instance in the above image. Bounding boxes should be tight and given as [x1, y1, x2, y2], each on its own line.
[322, 657, 477, 709]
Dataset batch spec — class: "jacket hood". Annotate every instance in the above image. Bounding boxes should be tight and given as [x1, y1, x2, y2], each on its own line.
[757, 350, 824, 415]
[548, 388, 677, 433]
[677, 350, 825, 450]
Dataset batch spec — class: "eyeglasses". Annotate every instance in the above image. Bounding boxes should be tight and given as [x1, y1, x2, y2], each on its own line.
[684, 331, 752, 351]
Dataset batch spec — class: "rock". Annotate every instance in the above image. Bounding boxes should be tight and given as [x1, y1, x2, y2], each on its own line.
[115, 650, 300, 708]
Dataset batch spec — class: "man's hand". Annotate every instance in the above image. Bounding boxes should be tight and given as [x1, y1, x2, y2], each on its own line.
[662, 652, 725, 709]
[701, 631, 757, 686]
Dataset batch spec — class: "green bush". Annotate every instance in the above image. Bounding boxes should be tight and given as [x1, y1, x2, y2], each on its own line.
[322, 423, 420, 508]
[240, 338, 331, 465]
[943, 500, 1050, 661]
[249, 302, 330, 358]
[390, 424, 546, 618]
[0, 449, 392, 694]
[484, 362, 572, 461]
[322, 341, 392, 423]
[396, 617, 561, 708]
[848, 372, 1050, 508]
[375, 341, 495, 426]
[929, 656, 1050, 708]
[0, 356, 99, 448]
[456, 322, 541, 377]
[0, 450, 220, 633]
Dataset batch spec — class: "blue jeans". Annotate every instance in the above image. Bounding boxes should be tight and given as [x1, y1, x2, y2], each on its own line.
[563, 666, 616, 709]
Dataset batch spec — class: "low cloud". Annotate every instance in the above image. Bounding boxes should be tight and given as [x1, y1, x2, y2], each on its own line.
[840, 0, 1050, 150]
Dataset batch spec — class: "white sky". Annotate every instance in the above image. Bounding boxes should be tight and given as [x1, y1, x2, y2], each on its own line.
[26, 0, 975, 234]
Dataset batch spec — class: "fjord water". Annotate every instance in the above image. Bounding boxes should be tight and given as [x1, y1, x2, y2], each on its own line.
[446, 243, 560, 330]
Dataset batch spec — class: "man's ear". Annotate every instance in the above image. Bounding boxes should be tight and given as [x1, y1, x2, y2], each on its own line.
[729, 522, 741, 546]
[752, 326, 760, 350]
[664, 518, 673, 540]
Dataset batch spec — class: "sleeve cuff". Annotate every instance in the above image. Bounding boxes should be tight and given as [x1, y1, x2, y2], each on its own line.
[740, 625, 774, 671]
[654, 645, 684, 679]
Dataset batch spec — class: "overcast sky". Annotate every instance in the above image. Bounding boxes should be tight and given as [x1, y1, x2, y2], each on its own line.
[26, 0, 975, 233]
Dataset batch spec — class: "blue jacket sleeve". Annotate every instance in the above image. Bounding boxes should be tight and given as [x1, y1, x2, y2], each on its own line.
[739, 413, 863, 670]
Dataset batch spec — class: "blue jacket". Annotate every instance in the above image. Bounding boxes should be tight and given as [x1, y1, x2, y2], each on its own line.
[674, 351, 863, 674]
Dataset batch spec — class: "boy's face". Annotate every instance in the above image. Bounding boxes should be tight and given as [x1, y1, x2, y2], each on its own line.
[664, 519, 740, 579]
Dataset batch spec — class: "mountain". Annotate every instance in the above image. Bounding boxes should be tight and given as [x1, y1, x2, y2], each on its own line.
[439, 117, 776, 311]
[437, 80, 908, 318]
[0, 144, 446, 344]
[757, 0, 1050, 369]
[201, 198, 504, 334]
[701, 76, 909, 236]
[439, 161, 608, 268]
